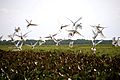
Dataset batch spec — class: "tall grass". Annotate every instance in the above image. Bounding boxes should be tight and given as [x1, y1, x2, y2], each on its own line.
[0, 44, 120, 57]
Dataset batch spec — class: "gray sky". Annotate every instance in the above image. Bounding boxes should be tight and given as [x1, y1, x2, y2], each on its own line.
[0, 0, 120, 40]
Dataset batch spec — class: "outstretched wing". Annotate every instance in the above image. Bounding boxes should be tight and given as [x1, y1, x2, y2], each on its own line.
[0, 35, 3, 40]
[92, 30, 96, 36]
[30, 24, 38, 26]
[25, 19, 29, 24]
[66, 29, 75, 32]
[66, 17, 74, 24]
[99, 32, 105, 38]
[74, 17, 82, 24]
[52, 33, 57, 37]
[44, 35, 51, 38]
[23, 31, 32, 37]
[60, 24, 69, 29]
[75, 31, 84, 37]
[95, 39, 103, 46]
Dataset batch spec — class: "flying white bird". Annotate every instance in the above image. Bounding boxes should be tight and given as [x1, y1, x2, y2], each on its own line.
[112, 37, 120, 46]
[44, 33, 58, 39]
[69, 41, 74, 48]
[90, 24, 106, 29]
[15, 31, 31, 41]
[30, 41, 38, 49]
[66, 30, 84, 37]
[91, 24, 106, 38]
[8, 33, 16, 42]
[92, 39, 103, 47]
[38, 37, 46, 46]
[52, 37, 63, 46]
[13, 41, 23, 51]
[91, 47, 96, 53]
[96, 28, 105, 38]
[14, 40, 21, 48]
[66, 17, 82, 26]
[25, 19, 38, 28]
[117, 37, 120, 46]
[17, 41, 23, 51]
[75, 23, 82, 30]
[14, 27, 21, 33]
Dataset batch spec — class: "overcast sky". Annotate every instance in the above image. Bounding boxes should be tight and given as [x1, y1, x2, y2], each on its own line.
[0, 0, 120, 40]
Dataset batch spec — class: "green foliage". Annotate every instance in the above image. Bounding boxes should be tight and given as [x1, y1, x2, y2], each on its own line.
[0, 45, 120, 80]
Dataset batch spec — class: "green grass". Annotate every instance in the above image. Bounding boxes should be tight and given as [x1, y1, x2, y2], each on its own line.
[0, 44, 120, 57]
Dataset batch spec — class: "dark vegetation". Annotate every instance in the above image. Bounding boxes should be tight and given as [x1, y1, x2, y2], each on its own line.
[0, 39, 112, 45]
[0, 48, 120, 80]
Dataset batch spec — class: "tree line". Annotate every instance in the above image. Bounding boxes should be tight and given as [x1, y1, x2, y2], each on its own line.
[0, 39, 112, 45]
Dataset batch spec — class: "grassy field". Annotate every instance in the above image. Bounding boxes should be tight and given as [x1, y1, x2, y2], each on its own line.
[0, 44, 120, 57]
[0, 44, 120, 80]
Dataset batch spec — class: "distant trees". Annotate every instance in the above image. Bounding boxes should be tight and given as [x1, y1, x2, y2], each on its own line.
[0, 39, 112, 45]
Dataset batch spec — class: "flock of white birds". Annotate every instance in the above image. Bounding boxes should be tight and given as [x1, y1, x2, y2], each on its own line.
[0, 17, 119, 52]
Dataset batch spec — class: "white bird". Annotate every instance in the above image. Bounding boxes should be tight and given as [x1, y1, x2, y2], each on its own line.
[117, 37, 120, 46]
[8, 33, 15, 42]
[52, 37, 62, 46]
[112, 37, 116, 46]
[91, 24, 106, 38]
[30, 41, 38, 49]
[15, 31, 31, 41]
[39, 41, 45, 46]
[68, 32, 74, 37]
[96, 28, 105, 38]
[14, 40, 21, 48]
[25, 19, 38, 28]
[66, 17, 82, 26]
[112, 37, 120, 46]
[13, 41, 23, 51]
[17, 41, 23, 51]
[92, 39, 103, 47]
[75, 23, 82, 30]
[38, 37, 46, 46]
[69, 41, 74, 48]
[14, 27, 21, 33]
[44, 33, 58, 39]
[66, 30, 84, 37]
[91, 47, 96, 53]
[90, 24, 106, 29]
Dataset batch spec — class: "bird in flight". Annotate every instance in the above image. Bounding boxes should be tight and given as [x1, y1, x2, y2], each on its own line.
[75, 23, 82, 30]
[60, 24, 69, 29]
[91, 24, 106, 38]
[90, 24, 106, 30]
[66, 17, 82, 27]
[30, 41, 38, 49]
[25, 19, 38, 28]
[52, 37, 63, 46]
[66, 30, 83, 37]
[8, 33, 16, 42]
[96, 28, 105, 38]
[44, 33, 58, 39]
[15, 31, 32, 41]
[14, 27, 21, 33]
